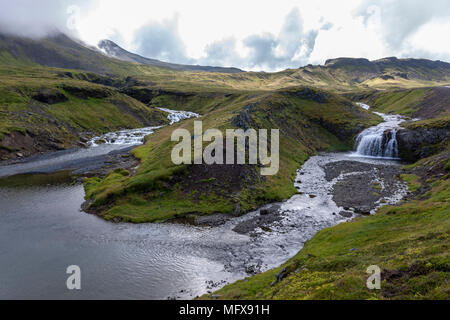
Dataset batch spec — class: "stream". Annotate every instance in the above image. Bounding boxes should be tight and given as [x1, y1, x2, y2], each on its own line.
[0, 104, 407, 299]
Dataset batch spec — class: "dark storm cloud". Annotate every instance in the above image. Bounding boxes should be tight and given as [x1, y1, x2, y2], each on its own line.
[133, 16, 193, 65]
[199, 8, 320, 70]
[0, 0, 94, 37]
[355, 0, 450, 51]
[132, 8, 319, 70]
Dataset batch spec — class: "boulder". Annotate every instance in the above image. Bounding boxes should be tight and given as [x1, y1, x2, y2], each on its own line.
[338, 211, 353, 218]
[260, 204, 281, 216]
[354, 206, 371, 215]
[397, 126, 449, 162]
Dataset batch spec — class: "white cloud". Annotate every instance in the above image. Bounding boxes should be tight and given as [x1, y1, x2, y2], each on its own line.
[1, 0, 450, 71]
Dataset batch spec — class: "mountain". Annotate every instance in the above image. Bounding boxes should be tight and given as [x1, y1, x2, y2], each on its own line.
[98, 39, 243, 73]
[0, 32, 243, 74]
[294, 57, 450, 85]
[1, 32, 449, 87]
[0, 32, 120, 74]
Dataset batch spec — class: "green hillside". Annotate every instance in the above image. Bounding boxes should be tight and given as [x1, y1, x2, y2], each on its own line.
[0, 32, 448, 300]
[0, 65, 168, 159]
[83, 87, 380, 222]
[204, 151, 449, 300]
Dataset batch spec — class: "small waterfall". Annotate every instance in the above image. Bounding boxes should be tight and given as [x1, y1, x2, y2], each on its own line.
[354, 105, 405, 159]
[88, 108, 200, 146]
[157, 108, 200, 125]
[355, 128, 399, 158]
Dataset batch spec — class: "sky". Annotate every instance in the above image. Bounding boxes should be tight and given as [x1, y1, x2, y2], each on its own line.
[1, 0, 450, 71]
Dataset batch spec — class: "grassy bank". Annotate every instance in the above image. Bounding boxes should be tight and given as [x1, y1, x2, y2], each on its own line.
[83, 87, 381, 223]
[0, 65, 168, 159]
[203, 152, 449, 300]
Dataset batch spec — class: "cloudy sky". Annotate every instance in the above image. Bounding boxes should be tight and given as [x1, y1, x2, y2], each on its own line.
[1, 0, 450, 71]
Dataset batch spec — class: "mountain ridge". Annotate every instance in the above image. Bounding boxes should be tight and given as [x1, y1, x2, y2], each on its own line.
[1, 32, 449, 85]
[98, 39, 244, 73]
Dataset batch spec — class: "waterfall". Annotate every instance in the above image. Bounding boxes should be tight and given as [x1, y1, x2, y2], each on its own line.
[353, 105, 405, 159]
[355, 128, 399, 158]
[157, 108, 200, 125]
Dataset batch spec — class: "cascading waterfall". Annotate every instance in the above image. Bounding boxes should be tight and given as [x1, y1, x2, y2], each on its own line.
[88, 108, 200, 146]
[355, 127, 399, 158]
[353, 104, 405, 159]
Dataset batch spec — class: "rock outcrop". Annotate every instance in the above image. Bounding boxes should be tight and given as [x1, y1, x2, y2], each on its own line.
[397, 125, 449, 162]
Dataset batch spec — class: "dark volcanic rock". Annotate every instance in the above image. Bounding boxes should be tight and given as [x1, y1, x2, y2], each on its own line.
[397, 126, 449, 162]
[231, 104, 255, 130]
[324, 161, 401, 214]
[379, 74, 395, 80]
[260, 204, 281, 216]
[338, 211, 353, 218]
[233, 204, 283, 234]
[354, 206, 371, 215]
[61, 84, 112, 99]
[32, 89, 68, 104]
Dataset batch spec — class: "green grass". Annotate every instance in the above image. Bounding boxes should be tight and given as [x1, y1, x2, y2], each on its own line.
[359, 88, 429, 116]
[84, 86, 380, 222]
[401, 174, 422, 192]
[203, 171, 450, 300]
[0, 66, 168, 156]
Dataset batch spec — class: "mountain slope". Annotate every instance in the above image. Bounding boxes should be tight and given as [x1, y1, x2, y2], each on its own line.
[98, 39, 243, 73]
[0, 66, 169, 160]
[1, 33, 449, 92]
[0, 32, 132, 74]
[0, 32, 243, 75]
[290, 57, 450, 89]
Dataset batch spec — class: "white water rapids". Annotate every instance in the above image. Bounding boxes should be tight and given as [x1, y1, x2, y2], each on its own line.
[353, 103, 405, 159]
[88, 108, 200, 146]
[157, 107, 200, 125]
[0, 103, 409, 299]
[0, 108, 200, 178]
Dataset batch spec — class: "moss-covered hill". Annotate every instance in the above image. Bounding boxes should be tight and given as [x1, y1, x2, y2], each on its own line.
[203, 150, 449, 300]
[0, 65, 169, 159]
[1, 32, 448, 300]
[2, 33, 450, 92]
[83, 87, 381, 222]
[201, 87, 450, 301]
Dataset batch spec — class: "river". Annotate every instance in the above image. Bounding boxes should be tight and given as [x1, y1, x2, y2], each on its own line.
[0, 105, 406, 299]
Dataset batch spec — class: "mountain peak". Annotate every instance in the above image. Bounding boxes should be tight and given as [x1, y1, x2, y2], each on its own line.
[98, 39, 244, 73]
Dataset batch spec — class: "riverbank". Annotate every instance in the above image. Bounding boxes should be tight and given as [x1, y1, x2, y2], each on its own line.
[82, 88, 382, 223]
[0, 108, 200, 179]
[203, 151, 449, 300]
[0, 150, 410, 300]
[201, 99, 449, 300]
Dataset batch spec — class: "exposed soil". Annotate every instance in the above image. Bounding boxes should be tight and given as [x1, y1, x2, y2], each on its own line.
[0, 131, 38, 159]
[381, 261, 447, 298]
[170, 144, 264, 216]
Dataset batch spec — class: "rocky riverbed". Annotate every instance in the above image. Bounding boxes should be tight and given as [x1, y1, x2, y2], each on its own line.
[0, 150, 408, 300]
[324, 160, 407, 215]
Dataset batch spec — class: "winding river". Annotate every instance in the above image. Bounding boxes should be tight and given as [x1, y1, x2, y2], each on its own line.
[0, 105, 406, 299]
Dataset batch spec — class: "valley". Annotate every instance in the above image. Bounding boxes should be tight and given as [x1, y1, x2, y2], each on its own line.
[0, 32, 448, 300]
